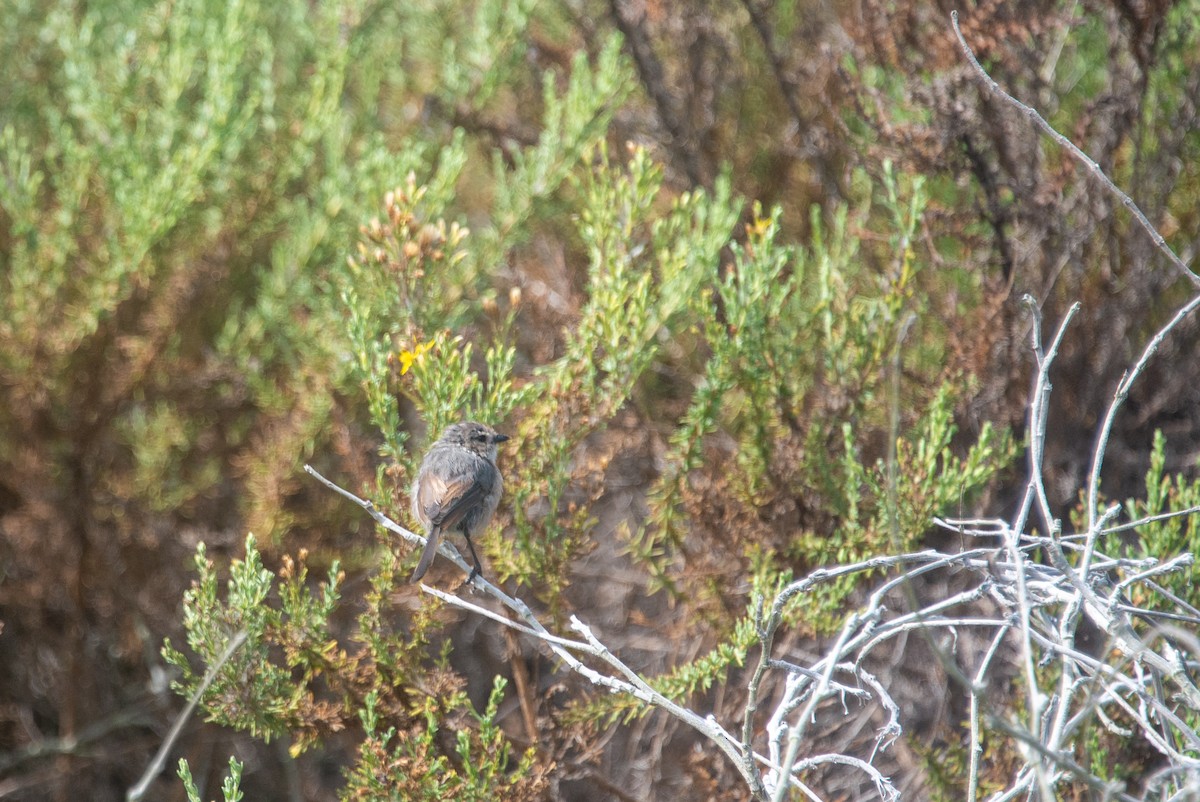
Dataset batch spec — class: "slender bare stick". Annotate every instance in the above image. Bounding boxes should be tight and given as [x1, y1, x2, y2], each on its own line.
[1083, 293, 1200, 557]
[1101, 503, 1200, 535]
[951, 10, 1199, 288]
[127, 630, 249, 802]
[967, 625, 1011, 802]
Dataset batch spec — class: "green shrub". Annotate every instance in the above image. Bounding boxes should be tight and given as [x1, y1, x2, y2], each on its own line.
[168, 144, 1011, 796]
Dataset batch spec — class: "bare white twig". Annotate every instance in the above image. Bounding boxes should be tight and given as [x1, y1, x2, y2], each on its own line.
[1083, 294, 1200, 562]
[127, 630, 249, 802]
[951, 10, 1199, 289]
[968, 625, 1011, 802]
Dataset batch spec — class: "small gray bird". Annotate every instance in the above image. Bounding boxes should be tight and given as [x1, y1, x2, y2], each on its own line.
[410, 421, 509, 582]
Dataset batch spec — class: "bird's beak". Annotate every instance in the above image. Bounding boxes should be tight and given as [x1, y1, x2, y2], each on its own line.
[493, 433, 511, 443]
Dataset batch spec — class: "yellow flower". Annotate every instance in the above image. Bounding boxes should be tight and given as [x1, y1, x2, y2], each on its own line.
[747, 213, 772, 240]
[398, 339, 435, 375]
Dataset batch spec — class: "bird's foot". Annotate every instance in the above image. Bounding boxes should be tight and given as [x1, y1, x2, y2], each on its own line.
[460, 565, 481, 590]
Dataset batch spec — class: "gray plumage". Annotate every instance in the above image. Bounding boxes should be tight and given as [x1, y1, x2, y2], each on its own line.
[410, 421, 508, 582]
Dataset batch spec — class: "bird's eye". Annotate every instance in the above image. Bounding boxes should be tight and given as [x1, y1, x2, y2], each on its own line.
[474, 433, 488, 442]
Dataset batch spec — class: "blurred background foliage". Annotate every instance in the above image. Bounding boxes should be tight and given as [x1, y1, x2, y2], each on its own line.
[1, 0, 1199, 799]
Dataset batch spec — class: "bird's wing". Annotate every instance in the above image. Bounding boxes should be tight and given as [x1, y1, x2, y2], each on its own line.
[420, 460, 497, 533]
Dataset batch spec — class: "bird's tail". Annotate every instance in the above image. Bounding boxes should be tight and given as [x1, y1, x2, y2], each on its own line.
[411, 527, 441, 581]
